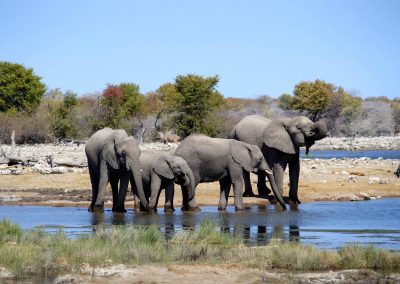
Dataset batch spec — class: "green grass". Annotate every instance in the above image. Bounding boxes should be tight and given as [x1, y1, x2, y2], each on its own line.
[0, 219, 399, 277]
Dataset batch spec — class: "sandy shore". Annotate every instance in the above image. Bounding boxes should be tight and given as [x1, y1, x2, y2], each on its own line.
[1, 157, 399, 208]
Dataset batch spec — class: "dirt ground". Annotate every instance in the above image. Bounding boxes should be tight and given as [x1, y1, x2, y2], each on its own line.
[50, 264, 400, 284]
[1, 159, 399, 208]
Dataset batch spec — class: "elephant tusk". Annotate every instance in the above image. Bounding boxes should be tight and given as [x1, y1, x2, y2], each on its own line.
[265, 169, 273, 175]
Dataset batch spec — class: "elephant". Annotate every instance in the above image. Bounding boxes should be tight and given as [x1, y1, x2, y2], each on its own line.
[229, 115, 328, 206]
[136, 151, 195, 212]
[85, 128, 148, 213]
[174, 134, 286, 211]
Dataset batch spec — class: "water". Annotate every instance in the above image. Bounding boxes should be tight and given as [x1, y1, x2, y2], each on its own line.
[301, 149, 400, 159]
[1, 198, 399, 251]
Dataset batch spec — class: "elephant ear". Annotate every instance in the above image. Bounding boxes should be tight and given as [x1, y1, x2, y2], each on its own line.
[263, 120, 296, 154]
[231, 141, 253, 172]
[101, 140, 119, 169]
[154, 155, 174, 179]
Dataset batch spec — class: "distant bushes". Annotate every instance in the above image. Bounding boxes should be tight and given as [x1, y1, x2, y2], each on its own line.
[1, 68, 399, 144]
[0, 110, 51, 144]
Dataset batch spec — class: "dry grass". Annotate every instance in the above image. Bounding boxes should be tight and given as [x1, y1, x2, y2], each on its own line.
[0, 220, 399, 278]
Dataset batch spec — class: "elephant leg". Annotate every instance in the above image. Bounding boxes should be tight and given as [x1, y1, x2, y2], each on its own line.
[110, 172, 119, 212]
[242, 170, 255, 197]
[181, 183, 200, 212]
[115, 173, 129, 213]
[256, 171, 271, 196]
[272, 162, 286, 202]
[164, 182, 175, 213]
[148, 176, 162, 213]
[218, 176, 231, 211]
[129, 176, 142, 212]
[232, 177, 244, 211]
[88, 164, 99, 212]
[94, 162, 109, 211]
[288, 157, 301, 205]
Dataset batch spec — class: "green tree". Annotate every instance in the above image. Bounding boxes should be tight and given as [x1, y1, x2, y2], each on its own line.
[278, 93, 295, 110]
[292, 79, 334, 121]
[50, 91, 78, 138]
[0, 61, 46, 112]
[119, 83, 146, 116]
[171, 74, 224, 137]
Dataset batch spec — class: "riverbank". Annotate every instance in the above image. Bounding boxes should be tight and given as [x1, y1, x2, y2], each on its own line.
[312, 136, 400, 150]
[0, 156, 399, 207]
[0, 220, 399, 283]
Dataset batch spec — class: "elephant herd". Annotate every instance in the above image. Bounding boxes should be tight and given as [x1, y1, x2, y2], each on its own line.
[85, 115, 328, 213]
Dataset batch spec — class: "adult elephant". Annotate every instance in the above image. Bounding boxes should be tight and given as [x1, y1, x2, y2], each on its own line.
[230, 115, 328, 205]
[85, 128, 148, 213]
[137, 151, 195, 213]
[174, 134, 286, 211]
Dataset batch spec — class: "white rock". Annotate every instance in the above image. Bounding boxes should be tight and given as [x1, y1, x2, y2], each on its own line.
[91, 264, 140, 277]
[359, 192, 370, 200]
[379, 178, 389, 184]
[368, 177, 381, 184]
[0, 266, 14, 278]
[349, 194, 363, 201]
[53, 274, 84, 284]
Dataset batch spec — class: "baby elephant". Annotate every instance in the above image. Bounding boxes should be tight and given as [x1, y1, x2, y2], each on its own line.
[136, 151, 195, 212]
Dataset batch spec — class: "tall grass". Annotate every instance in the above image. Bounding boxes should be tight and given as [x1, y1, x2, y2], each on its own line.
[0, 220, 399, 277]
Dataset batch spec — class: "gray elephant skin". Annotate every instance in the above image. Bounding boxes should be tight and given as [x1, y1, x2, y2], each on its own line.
[137, 151, 195, 212]
[85, 128, 148, 212]
[230, 115, 328, 205]
[174, 134, 286, 211]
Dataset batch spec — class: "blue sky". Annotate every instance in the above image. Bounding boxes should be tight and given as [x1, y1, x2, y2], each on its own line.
[1, 0, 399, 99]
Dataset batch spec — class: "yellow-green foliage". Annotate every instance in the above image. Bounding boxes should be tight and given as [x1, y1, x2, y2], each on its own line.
[0, 219, 23, 243]
[339, 244, 394, 270]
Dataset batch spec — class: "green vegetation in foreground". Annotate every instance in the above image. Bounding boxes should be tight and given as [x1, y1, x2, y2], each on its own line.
[0, 218, 399, 277]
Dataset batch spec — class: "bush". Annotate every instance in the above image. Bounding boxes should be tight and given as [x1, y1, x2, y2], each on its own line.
[0, 220, 23, 243]
[0, 109, 52, 144]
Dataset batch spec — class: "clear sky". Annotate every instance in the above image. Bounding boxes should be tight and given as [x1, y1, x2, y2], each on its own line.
[1, 0, 399, 99]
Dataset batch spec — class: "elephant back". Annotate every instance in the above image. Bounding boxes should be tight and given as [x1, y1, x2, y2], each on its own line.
[231, 115, 270, 148]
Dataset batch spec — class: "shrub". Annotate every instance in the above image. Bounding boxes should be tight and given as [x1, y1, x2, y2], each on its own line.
[0, 109, 52, 144]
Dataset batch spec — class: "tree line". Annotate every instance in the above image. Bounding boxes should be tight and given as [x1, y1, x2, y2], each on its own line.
[0, 61, 399, 144]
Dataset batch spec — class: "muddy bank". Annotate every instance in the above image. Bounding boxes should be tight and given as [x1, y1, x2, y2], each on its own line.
[1, 265, 399, 284]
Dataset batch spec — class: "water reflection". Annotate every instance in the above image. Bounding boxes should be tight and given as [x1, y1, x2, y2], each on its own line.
[88, 207, 300, 246]
[1, 198, 400, 250]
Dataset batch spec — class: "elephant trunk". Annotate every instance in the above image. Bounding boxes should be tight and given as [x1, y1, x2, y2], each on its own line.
[129, 158, 149, 211]
[181, 167, 198, 211]
[306, 121, 329, 155]
[311, 121, 329, 140]
[266, 170, 287, 210]
[187, 169, 196, 202]
[259, 158, 272, 175]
